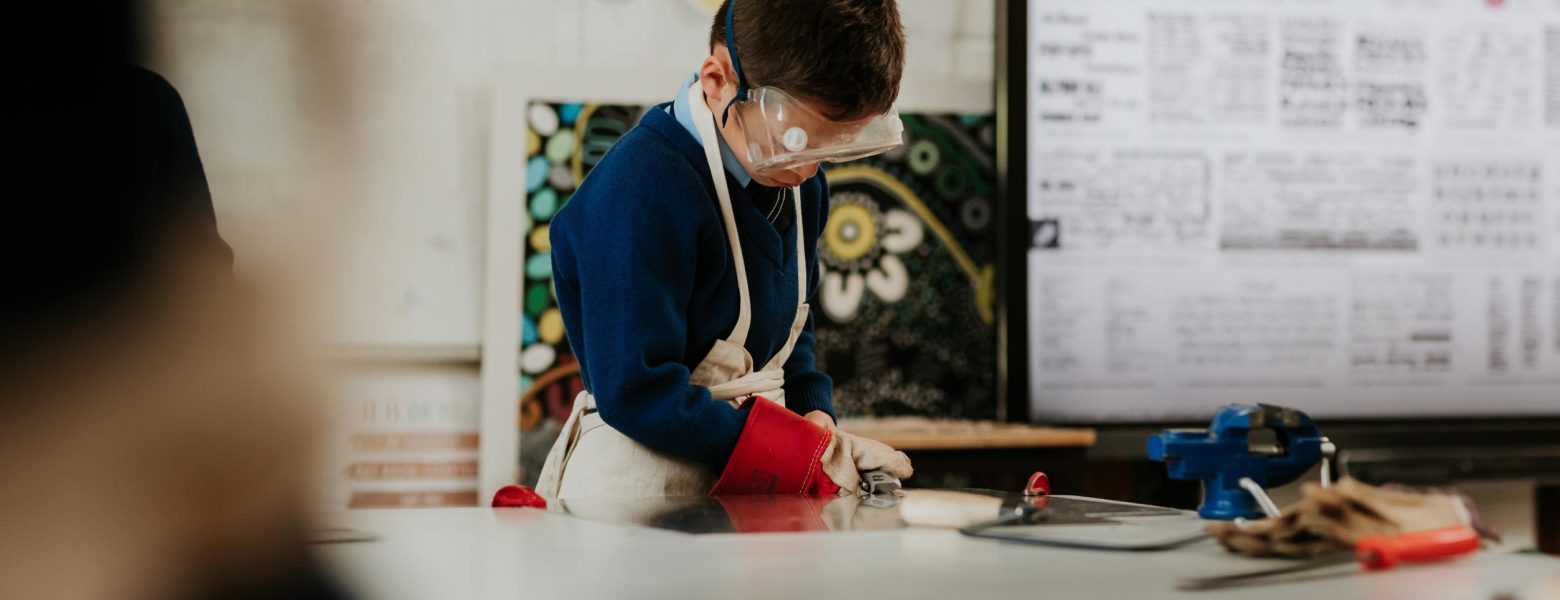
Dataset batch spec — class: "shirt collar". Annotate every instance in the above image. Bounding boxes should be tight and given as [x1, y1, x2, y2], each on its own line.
[671, 72, 753, 187]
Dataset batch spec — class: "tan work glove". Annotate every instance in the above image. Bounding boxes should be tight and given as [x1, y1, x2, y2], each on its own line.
[818, 430, 913, 496]
[1209, 478, 1470, 558]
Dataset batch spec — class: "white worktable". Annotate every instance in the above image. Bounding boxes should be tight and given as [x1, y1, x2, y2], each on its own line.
[315, 507, 1559, 600]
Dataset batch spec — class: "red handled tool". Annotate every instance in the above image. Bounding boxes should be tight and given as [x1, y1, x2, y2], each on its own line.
[1022, 471, 1051, 511]
[1355, 526, 1481, 570]
[1179, 526, 1481, 590]
[1024, 471, 1050, 496]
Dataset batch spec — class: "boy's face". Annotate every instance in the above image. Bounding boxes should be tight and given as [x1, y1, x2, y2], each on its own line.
[698, 50, 827, 189]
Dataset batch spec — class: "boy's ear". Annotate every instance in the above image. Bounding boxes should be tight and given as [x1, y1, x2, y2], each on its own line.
[698, 50, 733, 103]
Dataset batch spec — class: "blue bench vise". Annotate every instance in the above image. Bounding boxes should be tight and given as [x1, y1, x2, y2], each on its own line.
[1147, 404, 1326, 520]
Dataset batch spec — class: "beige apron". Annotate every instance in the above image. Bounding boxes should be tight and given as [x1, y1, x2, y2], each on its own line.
[534, 81, 810, 499]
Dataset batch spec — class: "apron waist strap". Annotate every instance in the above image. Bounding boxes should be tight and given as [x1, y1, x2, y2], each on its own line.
[706, 368, 785, 403]
[579, 367, 785, 417]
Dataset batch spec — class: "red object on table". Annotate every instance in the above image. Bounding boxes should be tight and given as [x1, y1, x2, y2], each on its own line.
[1355, 526, 1481, 570]
[1025, 471, 1050, 497]
[492, 485, 548, 509]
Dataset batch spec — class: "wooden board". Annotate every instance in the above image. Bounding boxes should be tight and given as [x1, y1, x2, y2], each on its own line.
[838, 417, 1096, 450]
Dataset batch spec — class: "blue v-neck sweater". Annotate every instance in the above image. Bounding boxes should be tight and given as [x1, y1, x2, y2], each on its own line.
[549, 103, 834, 470]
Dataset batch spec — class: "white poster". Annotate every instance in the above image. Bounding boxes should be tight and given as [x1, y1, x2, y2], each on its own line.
[1027, 0, 1560, 420]
[323, 366, 482, 508]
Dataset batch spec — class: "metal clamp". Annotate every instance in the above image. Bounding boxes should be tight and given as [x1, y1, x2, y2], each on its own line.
[860, 470, 902, 495]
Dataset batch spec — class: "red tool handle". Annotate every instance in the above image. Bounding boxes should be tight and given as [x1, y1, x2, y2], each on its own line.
[1024, 471, 1050, 496]
[1354, 526, 1480, 571]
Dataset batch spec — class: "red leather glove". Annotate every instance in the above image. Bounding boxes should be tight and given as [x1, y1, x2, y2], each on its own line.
[491, 485, 548, 509]
[709, 397, 842, 496]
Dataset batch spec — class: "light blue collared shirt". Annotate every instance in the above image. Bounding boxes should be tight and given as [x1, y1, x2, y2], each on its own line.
[670, 72, 753, 187]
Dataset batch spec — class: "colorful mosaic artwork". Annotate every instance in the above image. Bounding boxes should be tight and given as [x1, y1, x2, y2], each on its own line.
[813, 114, 999, 419]
[518, 102, 999, 481]
[518, 102, 646, 423]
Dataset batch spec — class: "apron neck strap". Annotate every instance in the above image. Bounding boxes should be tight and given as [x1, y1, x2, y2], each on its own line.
[687, 81, 810, 348]
[689, 80, 754, 348]
[790, 187, 805, 307]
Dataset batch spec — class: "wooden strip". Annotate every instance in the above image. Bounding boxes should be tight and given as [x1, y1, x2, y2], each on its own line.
[838, 417, 1096, 450]
[349, 490, 479, 509]
[345, 461, 480, 481]
[351, 433, 480, 453]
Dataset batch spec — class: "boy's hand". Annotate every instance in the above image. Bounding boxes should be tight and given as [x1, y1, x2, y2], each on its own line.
[804, 410, 836, 431]
[820, 430, 913, 494]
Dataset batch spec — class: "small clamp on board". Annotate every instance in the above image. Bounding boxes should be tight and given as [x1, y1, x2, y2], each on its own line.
[861, 470, 902, 495]
[860, 470, 903, 509]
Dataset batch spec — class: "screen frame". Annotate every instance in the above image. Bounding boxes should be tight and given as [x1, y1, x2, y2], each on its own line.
[995, 0, 1030, 424]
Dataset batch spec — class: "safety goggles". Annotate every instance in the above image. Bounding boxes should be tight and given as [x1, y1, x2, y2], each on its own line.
[727, 86, 905, 173]
[719, 0, 904, 173]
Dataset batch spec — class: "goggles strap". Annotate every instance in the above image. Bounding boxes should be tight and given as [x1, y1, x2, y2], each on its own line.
[720, 0, 749, 127]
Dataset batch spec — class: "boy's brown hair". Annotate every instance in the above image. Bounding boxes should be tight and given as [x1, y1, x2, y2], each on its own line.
[710, 0, 905, 122]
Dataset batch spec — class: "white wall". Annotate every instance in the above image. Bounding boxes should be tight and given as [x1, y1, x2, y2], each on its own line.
[492, 0, 995, 109]
[147, 0, 997, 506]
[147, 1, 494, 352]
[150, 0, 995, 347]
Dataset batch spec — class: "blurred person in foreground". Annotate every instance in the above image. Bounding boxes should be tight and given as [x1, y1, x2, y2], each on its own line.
[1, 3, 343, 599]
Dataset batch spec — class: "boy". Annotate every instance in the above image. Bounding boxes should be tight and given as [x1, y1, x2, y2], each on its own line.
[537, 0, 913, 498]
